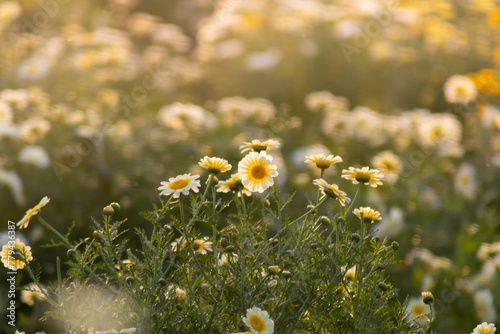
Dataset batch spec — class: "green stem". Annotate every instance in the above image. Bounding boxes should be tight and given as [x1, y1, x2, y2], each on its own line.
[36, 216, 71, 248]
[289, 196, 328, 226]
[315, 169, 325, 206]
[179, 195, 218, 292]
[344, 184, 362, 219]
[355, 213, 365, 324]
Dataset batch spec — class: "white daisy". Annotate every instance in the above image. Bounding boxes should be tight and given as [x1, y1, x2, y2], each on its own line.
[158, 174, 200, 198]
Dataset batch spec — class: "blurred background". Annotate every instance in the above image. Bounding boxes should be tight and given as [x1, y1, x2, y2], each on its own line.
[2, 0, 500, 332]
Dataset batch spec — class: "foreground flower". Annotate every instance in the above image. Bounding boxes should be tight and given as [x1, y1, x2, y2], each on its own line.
[342, 167, 384, 187]
[158, 174, 200, 198]
[353, 207, 382, 223]
[198, 156, 232, 175]
[17, 196, 50, 229]
[21, 283, 46, 306]
[472, 322, 496, 334]
[313, 179, 351, 206]
[1, 238, 33, 271]
[238, 151, 278, 193]
[240, 139, 280, 153]
[242, 307, 274, 334]
[304, 154, 343, 169]
[405, 296, 431, 326]
[217, 174, 252, 196]
[444, 75, 478, 104]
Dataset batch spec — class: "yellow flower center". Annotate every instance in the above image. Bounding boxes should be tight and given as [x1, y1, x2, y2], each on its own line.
[354, 172, 372, 183]
[26, 207, 37, 217]
[478, 329, 491, 334]
[250, 163, 268, 180]
[430, 126, 444, 141]
[315, 161, 331, 169]
[249, 315, 266, 332]
[413, 305, 425, 315]
[454, 86, 467, 96]
[168, 178, 190, 190]
[193, 241, 203, 250]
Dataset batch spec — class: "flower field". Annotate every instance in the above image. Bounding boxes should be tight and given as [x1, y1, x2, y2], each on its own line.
[1, 0, 500, 333]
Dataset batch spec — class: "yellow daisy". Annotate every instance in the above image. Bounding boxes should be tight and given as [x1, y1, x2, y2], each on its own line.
[158, 174, 200, 198]
[198, 156, 232, 175]
[472, 322, 496, 334]
[353, 207, 382, 223]
[313, 179, 351, 206]
[304, 154, 343, 169]
[239, 139, 280, 153]
[16, 196, 50, 229]
[238, 151, 278, 193]
[1, 238, 33, 271]
[341, 167, 384, 187]
[216, 174, 252, 196]
[242, 306, 274, 334]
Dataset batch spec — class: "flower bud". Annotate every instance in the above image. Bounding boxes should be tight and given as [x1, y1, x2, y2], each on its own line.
[391, 241, 399, 251]
[422, 291, 434, 304]
[306, 204, 316, 214]
[350, 233, 361, 243]
[224, 245, 236, 253]
[282, 270, 292, 278]
[126, 276, 135, 284]
[319, 216, 331, 226]
[208, 175, 219, 186]
[378, 282, 389, 292]
[103, 205, 114, 216]
[110, 202, 121, 212]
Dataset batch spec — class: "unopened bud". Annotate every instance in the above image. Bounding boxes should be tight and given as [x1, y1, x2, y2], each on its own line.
[103, 205, 114, 216]
[351, 233, 361, 243]
[110, 202, 120, 212]
[319, 216, 331, 226]
[422, 291, 434, 304]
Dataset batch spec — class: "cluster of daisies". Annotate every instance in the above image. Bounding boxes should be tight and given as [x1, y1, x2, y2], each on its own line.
[158, 139, 384, 212]
[158, 139, 281, 198]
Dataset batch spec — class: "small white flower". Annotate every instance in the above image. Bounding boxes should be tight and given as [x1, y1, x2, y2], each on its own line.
[158, 174, 200, 198]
